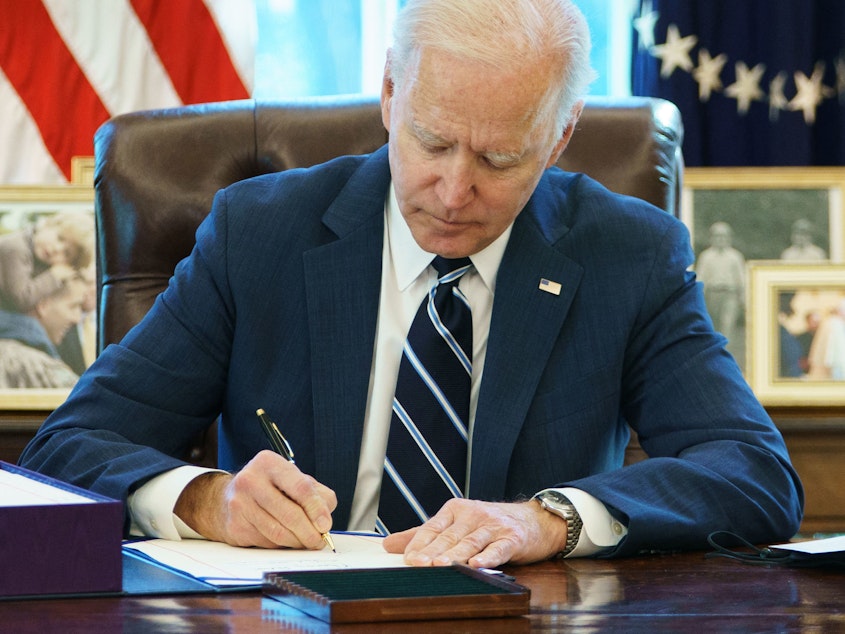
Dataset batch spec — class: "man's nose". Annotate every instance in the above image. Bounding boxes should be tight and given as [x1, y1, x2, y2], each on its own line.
[436, 153, 476, 210]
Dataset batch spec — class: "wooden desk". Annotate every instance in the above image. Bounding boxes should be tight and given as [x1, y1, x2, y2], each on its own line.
[1, 551, 842, 632]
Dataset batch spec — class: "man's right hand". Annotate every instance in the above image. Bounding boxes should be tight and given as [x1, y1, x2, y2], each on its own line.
[173, 450, 336, 549]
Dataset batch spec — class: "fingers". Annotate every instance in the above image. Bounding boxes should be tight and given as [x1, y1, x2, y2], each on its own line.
[387, 499, 564, 568]
[382, 501, 489, 566]
[263, 458, 335, 538]
[221, 450, 337, 549]
[382, 527, 418, 554]
[401, 508, 503, 567]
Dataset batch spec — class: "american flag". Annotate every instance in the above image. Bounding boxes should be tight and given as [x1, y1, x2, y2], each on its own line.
[631, 0, 845, 166]
[0, 0, 255, 184]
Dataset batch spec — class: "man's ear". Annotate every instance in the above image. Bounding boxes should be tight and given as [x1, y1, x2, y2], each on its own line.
[380, 52, 395, 132]
[545, 100, 584, 169]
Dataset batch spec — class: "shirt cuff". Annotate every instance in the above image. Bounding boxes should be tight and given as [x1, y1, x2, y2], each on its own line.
[554, 487, 628, 557]
[127, 465, 223, 540]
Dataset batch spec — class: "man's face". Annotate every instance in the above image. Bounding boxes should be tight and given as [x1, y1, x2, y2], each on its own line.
[791, 230, 811, 247]
[710, 227, 731, 249]
[35, 280, 85, 344]
[381, 49, 577, 258]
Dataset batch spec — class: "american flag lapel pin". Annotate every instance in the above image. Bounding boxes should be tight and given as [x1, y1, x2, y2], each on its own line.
[539, 278, 562, 296]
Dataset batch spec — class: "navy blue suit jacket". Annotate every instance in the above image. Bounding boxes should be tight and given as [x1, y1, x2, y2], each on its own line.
[20, 145, 803, 555]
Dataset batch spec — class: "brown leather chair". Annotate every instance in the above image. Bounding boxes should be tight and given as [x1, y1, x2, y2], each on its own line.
[93, 95, 683, 465]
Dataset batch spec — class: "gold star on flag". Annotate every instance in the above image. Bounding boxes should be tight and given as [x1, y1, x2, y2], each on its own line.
[789, 62, 833, 124]
[693, 49, 727, 101]
[651, 24, 697, 78]
[633, 0, 659, 50]
[769, 72, 789, 122]
[725, 62, 766, 114]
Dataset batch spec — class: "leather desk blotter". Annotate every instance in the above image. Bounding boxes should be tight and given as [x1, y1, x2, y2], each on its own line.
[263, 564, 531, 624]
[0, 461, 123, 598]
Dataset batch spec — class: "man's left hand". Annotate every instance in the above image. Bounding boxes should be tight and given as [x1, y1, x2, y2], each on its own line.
[382, 498, 569, 568]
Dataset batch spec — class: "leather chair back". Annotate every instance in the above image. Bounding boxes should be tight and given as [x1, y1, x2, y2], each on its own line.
[93, 96, 683, 465]
[94, 95, 683, 350]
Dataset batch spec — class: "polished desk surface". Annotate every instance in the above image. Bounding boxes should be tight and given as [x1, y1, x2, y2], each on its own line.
[2, 551, 843, 632]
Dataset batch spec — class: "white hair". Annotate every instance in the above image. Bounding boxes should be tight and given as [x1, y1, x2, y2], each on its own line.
[389, 0, 596, 136]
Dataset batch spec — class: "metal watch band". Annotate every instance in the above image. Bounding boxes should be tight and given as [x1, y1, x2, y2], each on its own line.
[534, 490, 584, 557]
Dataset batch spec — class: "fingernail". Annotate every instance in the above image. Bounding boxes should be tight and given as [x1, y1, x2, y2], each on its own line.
[315, 515, 331, 533]
[408, 551, 431, 566]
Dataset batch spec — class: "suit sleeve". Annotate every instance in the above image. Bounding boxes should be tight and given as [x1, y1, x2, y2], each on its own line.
[568, 218, 804, 556]
[17, 189, 237, 510]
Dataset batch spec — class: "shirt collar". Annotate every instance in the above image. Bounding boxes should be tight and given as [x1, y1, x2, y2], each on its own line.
[386, 183, 511, 293]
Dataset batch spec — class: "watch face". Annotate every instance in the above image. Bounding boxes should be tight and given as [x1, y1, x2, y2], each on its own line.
[537, 492, 575, 518]
[543, 491, 569, 505]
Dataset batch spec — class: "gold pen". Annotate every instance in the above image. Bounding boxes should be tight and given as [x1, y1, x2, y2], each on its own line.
[256, 408, 336, 553]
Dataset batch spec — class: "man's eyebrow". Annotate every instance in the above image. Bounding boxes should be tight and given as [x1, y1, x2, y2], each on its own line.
[411, 120, 447, 145]
[484, 149, 523, 165]
[410, 119, 523, 165]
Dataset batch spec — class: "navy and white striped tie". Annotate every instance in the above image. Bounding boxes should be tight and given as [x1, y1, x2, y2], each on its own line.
[376, 256, 473, 534]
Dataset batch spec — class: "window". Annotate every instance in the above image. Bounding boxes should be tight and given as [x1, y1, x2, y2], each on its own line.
[252, 0, 632, 100]
[253, 0, 398, 98]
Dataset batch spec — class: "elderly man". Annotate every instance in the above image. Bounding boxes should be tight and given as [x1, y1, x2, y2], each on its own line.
[21, 0, 802, 568]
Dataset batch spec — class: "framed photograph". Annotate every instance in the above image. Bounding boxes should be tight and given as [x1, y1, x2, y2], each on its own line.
[682, 167, 845, 373]
[747, 262, 845, 406]
[0, 185, 96, 410]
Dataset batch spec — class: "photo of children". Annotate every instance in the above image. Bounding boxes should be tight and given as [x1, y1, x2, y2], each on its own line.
[0, 206, 95, 391]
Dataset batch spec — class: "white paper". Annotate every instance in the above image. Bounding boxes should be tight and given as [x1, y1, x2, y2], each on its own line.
[772, 535, 845, 555]
[123, 532, 407, 586]
[0, 469, 95, 507]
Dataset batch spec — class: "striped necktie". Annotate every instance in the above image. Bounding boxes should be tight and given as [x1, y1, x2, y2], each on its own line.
[377, 256, 473, 534]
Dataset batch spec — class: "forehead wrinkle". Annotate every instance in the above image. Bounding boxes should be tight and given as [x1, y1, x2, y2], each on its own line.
[403, 50, 555, 158]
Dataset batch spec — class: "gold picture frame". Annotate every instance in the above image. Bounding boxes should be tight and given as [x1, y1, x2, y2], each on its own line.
[71, 156, 96, 187]
[747, 262, 845, 406]
[683, 167, 845, 263]
[682, 167, 845, 375]
[0, 184, 95, 410]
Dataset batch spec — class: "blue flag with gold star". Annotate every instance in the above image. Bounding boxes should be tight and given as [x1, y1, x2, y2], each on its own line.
[631, 0, 845, 166]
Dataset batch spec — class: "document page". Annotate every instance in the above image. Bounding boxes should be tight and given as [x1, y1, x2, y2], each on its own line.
[123, 532, 406, 586]
[0, 469, 95, 506]
[772, 534, 845, 555]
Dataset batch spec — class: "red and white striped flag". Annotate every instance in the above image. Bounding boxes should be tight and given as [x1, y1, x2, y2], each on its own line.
[0, 0, 255, 184]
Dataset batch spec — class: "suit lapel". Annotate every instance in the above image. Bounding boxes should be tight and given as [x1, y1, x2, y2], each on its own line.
[301, 152, 583, 511]
[303, 148, 390, 525]
[469, 195, 584, 501]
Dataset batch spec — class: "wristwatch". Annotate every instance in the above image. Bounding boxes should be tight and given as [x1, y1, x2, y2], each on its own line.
[534, 490, 583, 558]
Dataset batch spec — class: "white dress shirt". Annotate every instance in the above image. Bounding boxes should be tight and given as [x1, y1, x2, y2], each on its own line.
[129, 184, 626, 555]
